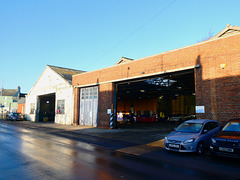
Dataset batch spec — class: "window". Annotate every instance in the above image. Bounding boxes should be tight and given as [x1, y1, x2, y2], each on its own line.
[30, 103, 35, 114]
[93, 87, 98, 99]
[57, 100, 65, 114]
[203, 122, 219, 132]
[89, 88, 93, 99]
[176, 123, 203, 133]
[203, 123, 211, 132]
[209, 122, 219, 130]
[81, 89, 85, 99]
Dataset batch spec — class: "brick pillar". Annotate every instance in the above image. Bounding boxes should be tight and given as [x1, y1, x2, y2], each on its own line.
[98, 83, 114, 128]
[73, 87, 80, 125]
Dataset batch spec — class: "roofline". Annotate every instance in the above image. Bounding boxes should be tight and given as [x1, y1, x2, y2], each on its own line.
[73, 30, 240, 78]
[28, 65, 74, 94]
[48, 66, 73, 86]
[28, 66, 49, 94]
[211, 24, 240, 39]
[74, 64, 200, 88]
[47, 64, 86, 73]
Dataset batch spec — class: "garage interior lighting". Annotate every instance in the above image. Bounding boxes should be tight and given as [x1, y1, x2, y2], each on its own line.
[145, 78, 177, 87]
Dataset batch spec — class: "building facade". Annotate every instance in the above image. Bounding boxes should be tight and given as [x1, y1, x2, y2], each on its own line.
[72, 25, 240, 128]
[0, 86, 22, 117]
[25, 65, 84, 124]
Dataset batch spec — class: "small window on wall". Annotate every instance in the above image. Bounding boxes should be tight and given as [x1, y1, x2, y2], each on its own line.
[30, 103, 35, 114]
[57, 100, 65, 114]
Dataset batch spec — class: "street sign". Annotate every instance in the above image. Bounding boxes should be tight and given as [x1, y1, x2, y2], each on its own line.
[1, 105, 5, 108]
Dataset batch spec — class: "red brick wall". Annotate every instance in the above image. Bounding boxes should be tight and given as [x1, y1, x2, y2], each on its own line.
[73, 34, 240, 127]
[195, 53, 240, 125]
[97, 83, 114, 128]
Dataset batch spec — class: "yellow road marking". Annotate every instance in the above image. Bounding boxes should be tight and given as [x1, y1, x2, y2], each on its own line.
[117, 139, 165, 156]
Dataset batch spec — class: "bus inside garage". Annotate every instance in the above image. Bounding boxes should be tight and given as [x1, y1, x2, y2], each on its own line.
[116, 69, 196, 126]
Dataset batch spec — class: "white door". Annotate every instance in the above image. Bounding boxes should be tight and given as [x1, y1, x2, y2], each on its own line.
[79, 86, 98, 126]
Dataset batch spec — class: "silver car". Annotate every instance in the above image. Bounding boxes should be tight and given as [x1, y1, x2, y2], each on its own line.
[164, 119, 221, 154]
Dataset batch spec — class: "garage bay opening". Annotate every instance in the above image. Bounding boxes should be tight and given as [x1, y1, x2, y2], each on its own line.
[38, 93, 56, 122]
[116, 69, 196, 127]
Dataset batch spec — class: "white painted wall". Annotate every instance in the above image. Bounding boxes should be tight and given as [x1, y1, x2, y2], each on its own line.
[25, 66, 74, 124]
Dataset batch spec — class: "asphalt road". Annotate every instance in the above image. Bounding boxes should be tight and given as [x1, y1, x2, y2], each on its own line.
[0, 121, 240, 180]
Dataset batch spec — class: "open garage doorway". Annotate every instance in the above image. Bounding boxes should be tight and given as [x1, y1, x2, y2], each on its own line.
[38, 93, 56, 122]
[116, 69, 196, 127]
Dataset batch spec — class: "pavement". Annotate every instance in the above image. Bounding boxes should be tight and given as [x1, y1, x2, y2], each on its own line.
[0, 119, 179, 156]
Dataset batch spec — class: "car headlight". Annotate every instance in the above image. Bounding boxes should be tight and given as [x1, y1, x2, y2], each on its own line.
[211, 138, 216, 144]
[164, 136, 168, 142]
[183, 138, 195, 144]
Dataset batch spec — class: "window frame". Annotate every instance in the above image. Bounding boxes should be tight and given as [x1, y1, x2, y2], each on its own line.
[30, 103, 35, 114]
[57, 99, 65, 114]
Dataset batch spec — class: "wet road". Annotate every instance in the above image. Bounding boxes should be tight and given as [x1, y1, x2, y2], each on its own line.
[0, 122, 240, 180]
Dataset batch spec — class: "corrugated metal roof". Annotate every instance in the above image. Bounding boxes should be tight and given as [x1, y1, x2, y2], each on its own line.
[47, 65, 85, 84]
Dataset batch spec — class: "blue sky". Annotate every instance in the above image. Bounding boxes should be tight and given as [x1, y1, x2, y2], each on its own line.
[1, 0, 240, 93]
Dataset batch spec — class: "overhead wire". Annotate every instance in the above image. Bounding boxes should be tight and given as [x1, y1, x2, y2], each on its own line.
[84, 0, 177, 70]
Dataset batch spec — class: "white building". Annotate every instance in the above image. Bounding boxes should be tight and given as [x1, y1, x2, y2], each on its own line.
[25, 65, 84, 124]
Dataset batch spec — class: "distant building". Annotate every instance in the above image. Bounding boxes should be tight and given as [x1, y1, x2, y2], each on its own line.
[25, 65, 85, 124]
[0, 86, 25, 114]
[17, 93, 27, 115]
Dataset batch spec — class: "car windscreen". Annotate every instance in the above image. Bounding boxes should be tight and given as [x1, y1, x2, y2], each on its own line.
[175, 122, 203, 133]
[222, 122, 240, 132]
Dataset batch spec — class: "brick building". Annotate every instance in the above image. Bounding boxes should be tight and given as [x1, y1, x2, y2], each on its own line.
[73, 25, 240, 128]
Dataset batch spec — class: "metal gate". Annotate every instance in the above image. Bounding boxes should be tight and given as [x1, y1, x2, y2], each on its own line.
[80, 86, 98, 126]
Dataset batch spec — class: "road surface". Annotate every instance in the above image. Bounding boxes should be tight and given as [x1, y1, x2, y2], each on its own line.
[0, 122, 239, 180]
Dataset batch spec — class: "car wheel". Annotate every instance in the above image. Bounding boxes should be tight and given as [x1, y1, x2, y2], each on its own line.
[196, 142, 204, 155]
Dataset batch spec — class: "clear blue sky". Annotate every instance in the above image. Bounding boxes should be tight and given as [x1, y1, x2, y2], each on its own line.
[1, 0, 240, 93]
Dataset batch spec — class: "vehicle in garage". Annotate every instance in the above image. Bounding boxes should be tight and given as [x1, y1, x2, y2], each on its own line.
[164, 119, 221, 154]
[210, 118, 240, 158]
[116, 70, 196, 127]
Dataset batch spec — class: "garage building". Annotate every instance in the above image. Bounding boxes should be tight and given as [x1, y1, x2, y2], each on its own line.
[73, 25, 240, 128]
[25, 65, 84, 124]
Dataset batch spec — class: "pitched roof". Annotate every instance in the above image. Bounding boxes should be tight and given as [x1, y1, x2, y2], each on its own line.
[211, 24, 240, 39]
[1, 89, 18, 96]
[47, 65, 85, 84]
[115, 57, 134, 65]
